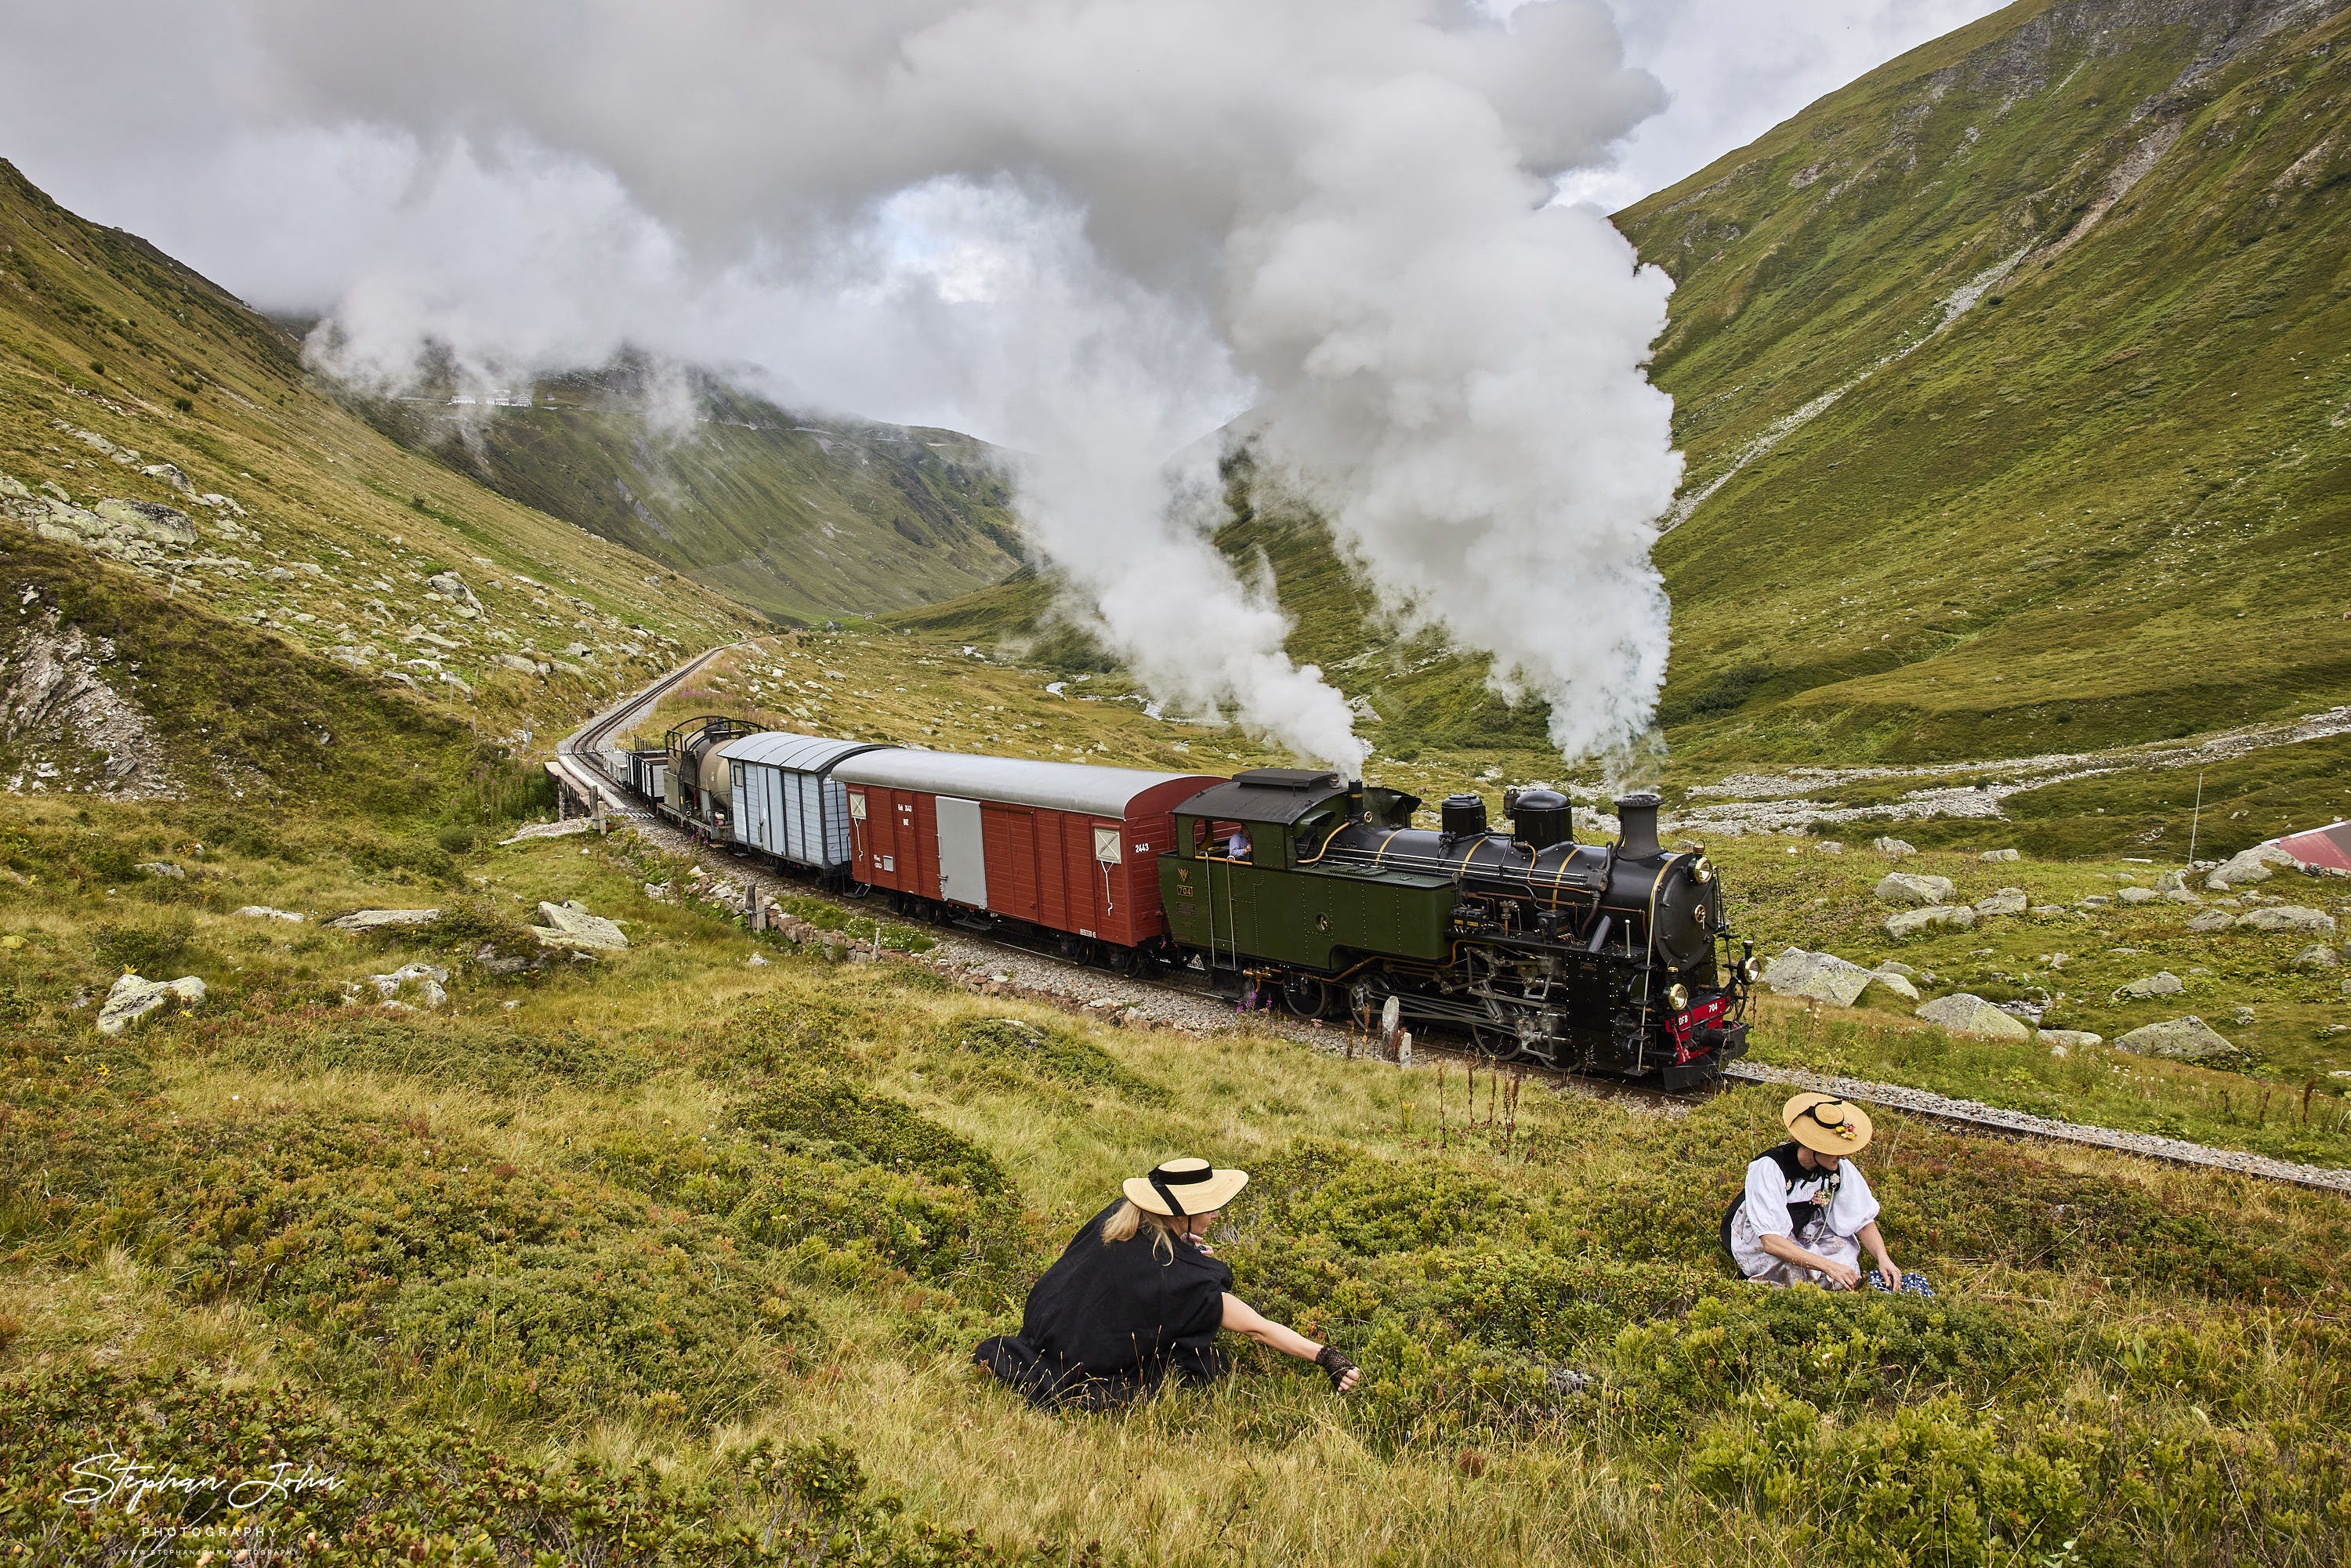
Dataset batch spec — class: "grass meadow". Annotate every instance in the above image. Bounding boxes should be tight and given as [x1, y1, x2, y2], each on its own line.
[5, 759, 2350, 1565]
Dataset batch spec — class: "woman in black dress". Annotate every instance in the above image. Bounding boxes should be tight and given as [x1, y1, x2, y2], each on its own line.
[975, 1157, 1361, 1409]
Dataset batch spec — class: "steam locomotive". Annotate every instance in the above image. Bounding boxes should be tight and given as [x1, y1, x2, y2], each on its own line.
[619, 719, 1751, 1087]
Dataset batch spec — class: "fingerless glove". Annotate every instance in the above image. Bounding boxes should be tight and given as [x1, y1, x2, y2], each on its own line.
[1314, 1345, 1358, 1391]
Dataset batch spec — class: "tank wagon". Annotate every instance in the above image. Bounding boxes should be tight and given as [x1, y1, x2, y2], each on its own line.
[620, 726, 1750, 1086]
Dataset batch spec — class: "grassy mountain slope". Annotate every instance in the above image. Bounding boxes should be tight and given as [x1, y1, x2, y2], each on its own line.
[360, 364, 1024, 626]
[0, 158, 765, 786]
[1625, 0, 2351, 765]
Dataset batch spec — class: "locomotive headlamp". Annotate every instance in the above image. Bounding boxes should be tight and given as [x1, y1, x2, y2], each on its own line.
[1665, 982, 1690, 1013]
[1740, 957, 1763, 984]
[1690, 855, 1714, 885]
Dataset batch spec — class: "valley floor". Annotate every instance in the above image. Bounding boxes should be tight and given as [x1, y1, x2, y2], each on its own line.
[6, 625, 2350, 1566]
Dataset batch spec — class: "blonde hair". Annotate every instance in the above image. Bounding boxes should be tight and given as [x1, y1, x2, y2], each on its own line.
[1100, 1199, 1186, 1263]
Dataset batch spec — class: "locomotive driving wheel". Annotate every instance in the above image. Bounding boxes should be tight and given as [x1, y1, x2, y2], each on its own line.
[1281, 972, 1334, 1019]
[1469, 1001, 1520, 1060]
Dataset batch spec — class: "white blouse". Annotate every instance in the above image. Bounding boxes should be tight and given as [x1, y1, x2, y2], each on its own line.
[1730, 1150, 1881, 1279]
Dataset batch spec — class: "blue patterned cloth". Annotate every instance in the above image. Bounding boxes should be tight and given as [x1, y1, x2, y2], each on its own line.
[1867, 1269, 1936, 1298]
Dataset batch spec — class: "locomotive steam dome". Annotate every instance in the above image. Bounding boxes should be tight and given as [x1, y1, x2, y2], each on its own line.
[1509, 789, 1571, 851]
[1439, 793, 1488, 839]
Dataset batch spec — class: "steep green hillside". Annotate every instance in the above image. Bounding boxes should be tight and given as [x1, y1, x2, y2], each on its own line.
[1625, 0, 2351, 764]
[0, 158, 764, 777]
[360, 364, 1024, 626]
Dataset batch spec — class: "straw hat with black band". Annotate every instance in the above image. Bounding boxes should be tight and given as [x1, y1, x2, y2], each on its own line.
[1125, 1157, 1248, 1217]
[1782, 1092, 1873, 1157]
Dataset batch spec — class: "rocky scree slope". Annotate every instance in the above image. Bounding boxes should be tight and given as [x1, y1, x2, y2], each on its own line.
[354, 359, 1024, 628]
[0, 158, 765, 791]
[1625, 0, 2351, 766]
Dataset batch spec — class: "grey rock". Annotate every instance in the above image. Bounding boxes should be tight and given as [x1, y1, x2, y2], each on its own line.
[95, 498, 198, 545]
[1980, 849, 2021, 863]
[96, 973, 205, 1035]
[139, 462, 193, 493]
[2115, 971, 2185, 998]
[2294, 944, 2340, 969]
[2186, 909, 2236, 933]
[233, 905, 304, 922]
[2154, 870, 2187, 893]
[1864, 969, 1921, 1003]
[494, 653, 542, 675]
[2117, 886, 2160, 905]
[2078, 895, 2112, 909]
[1876, 960, 1921, 977]
[2206, 842, 2299, 890]
[1974, 888, 2028, 916]
[2039, 1029, 2104, 1050]
[2237, 906, 2335, 935]
[2114, 1016, 2244, 1064]
[359, 962, 450, 1009]
[1876, 871, 1958, 907]
[2161, 888, 2203, 905]
[531, 900, 629, 951]
[324, 907, 441, 932]
[1817, 841, 1845, 856]
[136, 860, 185, 880]
[1874, 837, 1919, 859]
[1915, 993, 2033, 1041]
[1885, 904, 1976, 940]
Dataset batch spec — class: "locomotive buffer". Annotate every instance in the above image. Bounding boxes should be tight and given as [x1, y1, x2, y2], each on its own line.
[1159, 773, 1753, 1087]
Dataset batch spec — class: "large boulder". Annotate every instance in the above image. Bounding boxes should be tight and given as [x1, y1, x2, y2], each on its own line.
[1915, 994, 2033, 1041]
[94, 498, 198, 545]
[1874, 837, 1920, 860]
[325, 907, 441, 932]
[1764, 948, 1877, 1006]
[233, 905, 303, 922]
[2294, 944, 2340, 969]
[97, 973, 205, 1035]
[1885, 904, 1976, 940]
[531, 900, 629, 951]
[2206, 842, 2299, 889]
[2237, 906, 2335, 935]
[1876, 872, 1958, 907]
[1973, 888, 2028, 916]
[2114, 971, 2185, 998]
[2161, 888, 2203, 906]
[2185, 909, 2235, 933]
[2038, 1029, 2104, 1050]
[2117, 886, 2159, 905]
[1864, 969, 1921, 1003]
[1980, 849, 2021, 863]
[2114, 1016, 2244, 1064]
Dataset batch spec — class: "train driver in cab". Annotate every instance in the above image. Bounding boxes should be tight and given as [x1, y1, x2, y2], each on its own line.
[1226, 825, 1252, 861]
[1722, 1094, 1931, 1295]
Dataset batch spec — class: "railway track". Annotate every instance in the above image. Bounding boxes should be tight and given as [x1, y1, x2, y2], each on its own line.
[548, 647, 2351, 1198]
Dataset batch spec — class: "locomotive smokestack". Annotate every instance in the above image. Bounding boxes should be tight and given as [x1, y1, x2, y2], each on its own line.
[1614, 792, 1663, 861]
[1346, 777, 1366, 822]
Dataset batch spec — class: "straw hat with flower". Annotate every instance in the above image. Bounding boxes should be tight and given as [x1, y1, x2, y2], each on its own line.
[1782, 1092, 1874, 1157]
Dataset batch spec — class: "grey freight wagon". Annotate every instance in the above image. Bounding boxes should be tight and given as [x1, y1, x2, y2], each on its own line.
[719, 731, 886, 878]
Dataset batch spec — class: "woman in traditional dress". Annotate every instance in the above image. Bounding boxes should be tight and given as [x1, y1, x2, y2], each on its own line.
[1724, 1092, 1925, 1293]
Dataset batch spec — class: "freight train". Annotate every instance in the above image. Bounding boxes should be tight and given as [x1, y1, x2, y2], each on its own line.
[607, 716, 1752, 1087]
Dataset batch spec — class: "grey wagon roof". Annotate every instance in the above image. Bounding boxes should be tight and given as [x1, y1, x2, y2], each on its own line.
[716, 731, 886, 773]
[1176, 775, 1353, 827]
[834, 749, 1221, 817]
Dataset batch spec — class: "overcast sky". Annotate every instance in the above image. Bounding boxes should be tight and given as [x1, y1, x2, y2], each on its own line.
[0, 0, 2012, 320]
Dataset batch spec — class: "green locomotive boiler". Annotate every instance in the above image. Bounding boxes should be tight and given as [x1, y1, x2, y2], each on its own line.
[1157, 770, 1752, 1087]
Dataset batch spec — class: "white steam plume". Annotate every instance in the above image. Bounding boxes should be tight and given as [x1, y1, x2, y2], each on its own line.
[6, 0, 1684, 767]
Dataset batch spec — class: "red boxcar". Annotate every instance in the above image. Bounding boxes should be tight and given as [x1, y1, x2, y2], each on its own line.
[833, 751, 1223, 958]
